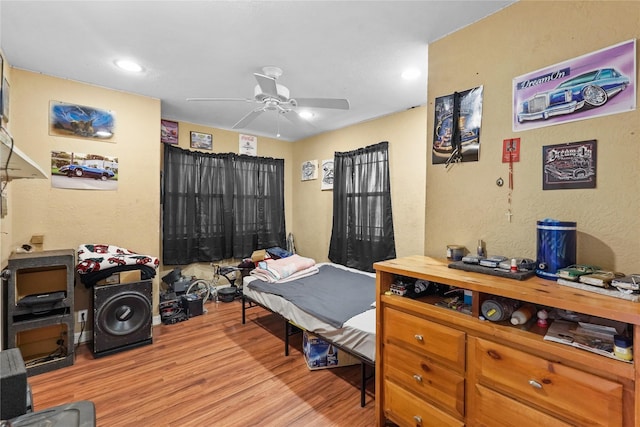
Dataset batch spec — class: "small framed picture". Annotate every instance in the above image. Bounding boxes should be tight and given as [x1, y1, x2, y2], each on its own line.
[190, 131, 212, 150]
[161, 119, 178, 144]
[301, 160, 318, 181]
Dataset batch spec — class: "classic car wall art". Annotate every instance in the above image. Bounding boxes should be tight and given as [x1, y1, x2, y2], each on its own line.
[58, 164, 115, 180]
[517, 68, 630, 123]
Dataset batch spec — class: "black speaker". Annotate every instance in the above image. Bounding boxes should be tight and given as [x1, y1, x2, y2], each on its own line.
[92, 280, 152, 357]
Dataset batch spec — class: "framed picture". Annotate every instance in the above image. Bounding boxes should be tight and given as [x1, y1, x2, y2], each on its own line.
[190, 131, 212, 150]
[321, 159, 334, 190]
[161, 119, 178, 144]
[542, 140, 597, 190]
[301, 160, 318, 181]
[239, 134, 257, 156]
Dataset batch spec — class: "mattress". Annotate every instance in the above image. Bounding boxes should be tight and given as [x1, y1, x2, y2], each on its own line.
[243, 262, 376, 362]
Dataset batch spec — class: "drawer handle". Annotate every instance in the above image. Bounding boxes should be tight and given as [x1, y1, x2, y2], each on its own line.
[528, 379, 543, 389]
[487, 349, 501, 360]
[413, 415, 422, 424]
[413, 374, 423, 383]
[414, 334, 424, 342]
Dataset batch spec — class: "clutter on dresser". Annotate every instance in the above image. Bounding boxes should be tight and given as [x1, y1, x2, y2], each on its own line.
[543, 315, 632, 362]
[556, 265, 639, 302]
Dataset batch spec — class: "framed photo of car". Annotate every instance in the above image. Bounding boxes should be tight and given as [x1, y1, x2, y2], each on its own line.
[542, 140, 597, 190]
[190, 131, 212, 150]
[513, 39, 636, 132]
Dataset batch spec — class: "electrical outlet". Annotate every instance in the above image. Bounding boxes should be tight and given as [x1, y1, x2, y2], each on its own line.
[77, 309, 88, 323]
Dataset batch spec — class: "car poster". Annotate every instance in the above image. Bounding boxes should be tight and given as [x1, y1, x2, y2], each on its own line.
[542, 140, 596, 190]
[432, 86, 483, 165]
[513, 39, 636, 132]
[51, 150, 118, 190]
[49, 101, 116, 141]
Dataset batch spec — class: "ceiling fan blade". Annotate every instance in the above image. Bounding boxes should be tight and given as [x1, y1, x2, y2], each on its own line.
[186, 97, 253, 102]
[232, 109, 264, 129]
[293, 98, 350, 110]
[254, 73, 279, 98]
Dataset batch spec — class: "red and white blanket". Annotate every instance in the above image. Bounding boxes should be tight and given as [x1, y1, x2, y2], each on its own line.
[250, 254, 318, 283]
[76, 244, 159, 274]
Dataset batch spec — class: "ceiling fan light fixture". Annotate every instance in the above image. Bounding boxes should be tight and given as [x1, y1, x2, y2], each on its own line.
[298, 111, 314, 120]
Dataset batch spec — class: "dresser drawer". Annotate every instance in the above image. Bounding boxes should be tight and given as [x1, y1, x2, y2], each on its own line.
[385, 343, 464, 418]
[384, 380, 465, 427]
[473, 384, 572, 427]
[473, 338, 623, 426]
[383, 306, 466, 370]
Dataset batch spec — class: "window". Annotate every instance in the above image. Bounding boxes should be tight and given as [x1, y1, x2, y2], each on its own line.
[162, 144, 285, 265]
[328, 141, 396, 272]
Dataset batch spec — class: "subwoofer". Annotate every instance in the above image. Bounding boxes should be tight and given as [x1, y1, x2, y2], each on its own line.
[92, 280, 152, 357]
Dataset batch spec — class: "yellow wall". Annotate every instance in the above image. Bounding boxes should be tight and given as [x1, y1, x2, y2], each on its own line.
[1, 51, 13, 268]
[3, 69, 162, 326]
[292, 106, 427, 262]
[426, 0, 639, 273]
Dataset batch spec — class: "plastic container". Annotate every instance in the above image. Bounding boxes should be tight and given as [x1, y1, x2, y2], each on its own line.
[510, 305, 535, 325]
[481, 298, 518, 322]
[614, 335, 633, 361]
[536, 219, 577, 279]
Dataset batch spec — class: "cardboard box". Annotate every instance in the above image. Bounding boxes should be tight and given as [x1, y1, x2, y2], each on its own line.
[251, 249, 267, 263]
[120, 270, 141, 283]
[96, 270, 141, 285]
[302, 331, 359, 370]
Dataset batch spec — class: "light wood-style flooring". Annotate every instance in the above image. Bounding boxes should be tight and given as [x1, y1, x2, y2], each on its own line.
[27, 299, 375, 426]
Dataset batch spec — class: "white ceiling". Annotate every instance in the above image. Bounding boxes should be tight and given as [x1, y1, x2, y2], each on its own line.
[0, 1, 515, 142]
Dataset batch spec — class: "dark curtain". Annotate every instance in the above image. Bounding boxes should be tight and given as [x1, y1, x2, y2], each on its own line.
[162, 144, 285, 265]
[328, 141, 396, 272]
[233, 155, 286, 257]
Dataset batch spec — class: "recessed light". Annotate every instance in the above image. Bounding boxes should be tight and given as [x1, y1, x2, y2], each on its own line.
[298, 111, 314, 120]
[401, 68, 421, 80]
[115, 59, 143, 73]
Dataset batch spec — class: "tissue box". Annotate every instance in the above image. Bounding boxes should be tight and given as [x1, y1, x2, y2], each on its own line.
[302, 331, 359, 370]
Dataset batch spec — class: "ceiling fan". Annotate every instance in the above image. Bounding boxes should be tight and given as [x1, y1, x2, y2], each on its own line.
[187, 66, 350, 132]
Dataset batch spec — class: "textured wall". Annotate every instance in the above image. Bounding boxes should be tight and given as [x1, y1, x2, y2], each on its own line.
[292, 107, 427, 263]
[426, 1, 640, 272]
[6, 69, 161, 317]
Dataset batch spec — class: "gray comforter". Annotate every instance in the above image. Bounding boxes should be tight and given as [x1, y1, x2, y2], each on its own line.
[247, 264, 375, 328]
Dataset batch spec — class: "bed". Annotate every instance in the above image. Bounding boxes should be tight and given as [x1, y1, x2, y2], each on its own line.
[241, 262, 376, 407]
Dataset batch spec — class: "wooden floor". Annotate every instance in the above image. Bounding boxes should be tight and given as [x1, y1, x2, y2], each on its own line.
[27, 299, 376, 427]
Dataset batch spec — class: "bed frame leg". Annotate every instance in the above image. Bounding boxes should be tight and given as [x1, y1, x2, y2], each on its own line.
[284, 320, 290, 356]
[360, 363, 366, 407]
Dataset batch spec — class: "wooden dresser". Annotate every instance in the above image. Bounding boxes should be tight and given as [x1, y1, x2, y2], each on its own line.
[374, 256, 640, 427]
